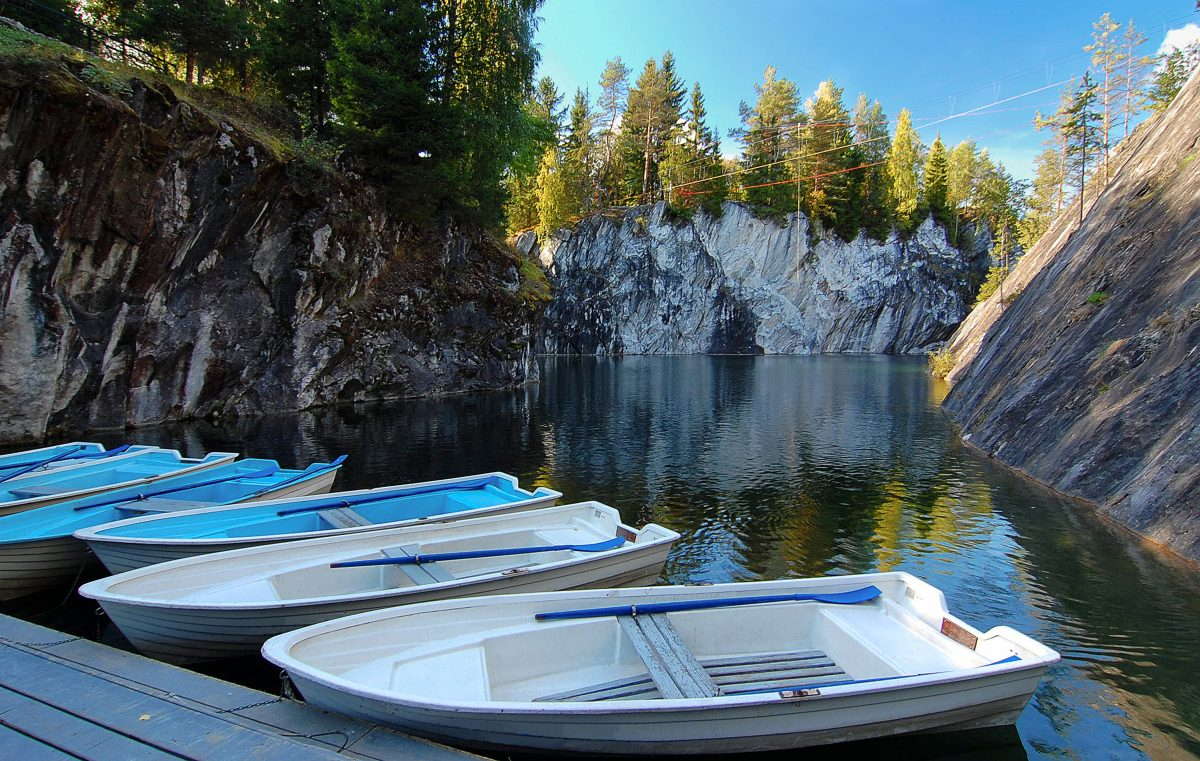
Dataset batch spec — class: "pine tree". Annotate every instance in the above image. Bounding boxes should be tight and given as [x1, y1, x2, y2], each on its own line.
[564, 88, 595, 212]
[802, 80, 854, 235]
[1019, 147, 1064, 249]
[921, 135, 950, 225]
[851, 94, 890, 239]
[504, 77, 563, 233]
[1148, 44, 1200, 113]
[735, 66, 800, 219]
[1119, 20, 1152, 140]
[659, 82, 726, 214]
[620, 53, 685, 204]
[596, 57, 630, 206]
[1061, 73, 1103, 225]
[886, 108, 921, 231]
[256, 0, 340, 133]
[329, 0, 446, 213]
[1084, 13, 1124, 182]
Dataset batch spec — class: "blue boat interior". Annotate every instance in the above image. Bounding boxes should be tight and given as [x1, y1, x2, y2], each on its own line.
[92, 478, 540, 540]
[0, 458, 330, 542]
[0, 450, 229, 502]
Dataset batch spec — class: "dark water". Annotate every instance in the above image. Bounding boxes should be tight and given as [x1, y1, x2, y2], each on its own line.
[11, 356, 1200, 759]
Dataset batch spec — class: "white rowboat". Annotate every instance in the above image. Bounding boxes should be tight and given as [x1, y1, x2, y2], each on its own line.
[262, 573, 1059, 755]
[81, 502, 678, 664]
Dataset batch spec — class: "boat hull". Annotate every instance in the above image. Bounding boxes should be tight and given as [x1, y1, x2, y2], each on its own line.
[96, 540, 671, 664]
[284, 668, 1044, 754]
[0, 467, 337, 601]
[0, 536, 90, 601]
[85, 483, 557, 575]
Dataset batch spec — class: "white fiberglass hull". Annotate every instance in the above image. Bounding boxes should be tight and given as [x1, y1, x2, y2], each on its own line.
[81, 474, 558, 574]
[262, 574, 1060, 755]
[83, 503, 675, 663]
[286, 668, 1041, 754]
[0, 470, 336, 601]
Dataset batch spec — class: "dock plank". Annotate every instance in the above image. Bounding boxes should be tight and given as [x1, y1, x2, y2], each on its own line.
[0, 614, 482, 761]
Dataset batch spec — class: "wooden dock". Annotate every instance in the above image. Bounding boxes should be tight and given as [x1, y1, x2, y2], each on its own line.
[0, 613, 484, 760]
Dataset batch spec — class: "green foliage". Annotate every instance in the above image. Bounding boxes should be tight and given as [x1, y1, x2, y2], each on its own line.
[255, 0, 340, 134]
[1148, 43, 1200, 113]
[974, 266, 1009, 306]
[802, 80, 854, 237]
[927, 348, 956, 379]
[851, 94, 890, 240]
[922, 134, 950, 224]
[1019, 147, 1064, 249]
[619, 52, 685, 204]
[886, 108, 920, 231]
[736, 66, 799, 220]
[535, 148, 576, 238]
[1087, 291, 1111, 305]
[659, 81, 726, 215]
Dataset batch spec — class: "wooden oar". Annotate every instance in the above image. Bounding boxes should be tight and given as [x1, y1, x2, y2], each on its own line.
[275, 476, 500, 517]
[72, 465, 281, 511]
[239, 455, 347, 500]
[534, 586, 883, 621]
[0, 445, 86, 485]
[330, 536, 628, 568]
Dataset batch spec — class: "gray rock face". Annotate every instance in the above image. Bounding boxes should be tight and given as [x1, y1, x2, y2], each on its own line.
[0, 58, 543, 442]
[943, 70, 1200, 562]
[524, 203, 988, 355]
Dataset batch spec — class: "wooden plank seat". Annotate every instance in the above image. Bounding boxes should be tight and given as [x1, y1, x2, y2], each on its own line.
[317, 507, 373, 529]
[535, 618, 847, 702]
[381, 545, 456, 585]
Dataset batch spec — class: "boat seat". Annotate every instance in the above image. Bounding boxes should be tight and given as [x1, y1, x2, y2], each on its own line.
[7, 484, 78, 498]
[535, 645, 847, 702]
[318, 507, 373, 529]
[117, 498, 221, 513]
[594, 614, 723, 700]
[382, 545, 455, 585]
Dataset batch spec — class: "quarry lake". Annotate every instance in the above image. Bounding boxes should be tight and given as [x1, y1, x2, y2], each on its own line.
[18, 356, 1200, 759]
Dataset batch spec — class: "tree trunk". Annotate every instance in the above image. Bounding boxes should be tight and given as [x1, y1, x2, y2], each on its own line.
[186, 52, 195, 85]
[642, 108, 653, 204]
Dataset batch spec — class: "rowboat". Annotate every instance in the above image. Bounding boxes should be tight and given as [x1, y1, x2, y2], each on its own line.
[0, 456, 344, 600]
[261, 573, 1060, 755]
[74, 473, 561, 574]
[0, 447, 234, 517]
[80, 502, 678, 664]
[0, 442, 146, 477]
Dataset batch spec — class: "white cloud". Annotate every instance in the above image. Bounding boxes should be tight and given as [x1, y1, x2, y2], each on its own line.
[1157, 23, 1200, 57]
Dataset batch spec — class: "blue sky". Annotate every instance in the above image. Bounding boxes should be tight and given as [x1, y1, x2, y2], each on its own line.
[533, 1, 1199, 180]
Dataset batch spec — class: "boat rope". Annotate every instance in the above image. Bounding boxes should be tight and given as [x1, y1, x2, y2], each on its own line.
[216, 696, 283, 713]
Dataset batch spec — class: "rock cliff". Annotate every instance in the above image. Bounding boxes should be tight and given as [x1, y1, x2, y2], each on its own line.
[0, 49, 545, 442]
[519, 203, 989, 355]
[942, 70, 1200, 561]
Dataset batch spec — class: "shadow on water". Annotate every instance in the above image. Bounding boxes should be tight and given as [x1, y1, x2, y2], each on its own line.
[4, 356, 1199, 759]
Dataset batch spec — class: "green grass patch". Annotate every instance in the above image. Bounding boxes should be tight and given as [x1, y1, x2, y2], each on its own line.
[1087, 291, 1111, 306]
[517, 257, 551, 304]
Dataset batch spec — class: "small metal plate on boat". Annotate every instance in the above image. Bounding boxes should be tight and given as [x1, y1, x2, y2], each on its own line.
[616, 527, 638, 542]
[779, 688, 821, 699]
[940, 617, 979, 650]
[501, 567, 530, 576]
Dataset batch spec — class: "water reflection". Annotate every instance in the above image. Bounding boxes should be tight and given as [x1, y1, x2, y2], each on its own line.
[33, 355, 1200, 759]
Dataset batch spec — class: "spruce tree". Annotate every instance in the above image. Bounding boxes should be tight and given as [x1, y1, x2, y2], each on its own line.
[257, 0, 340, 133]
[1061, 73, 1103, 224]
[564, 88, 595, 212]
[735, 66, 800, 220]
[851, 94, 890, 240]
[922, 134, 950, 225]
[620, 54, 684, 204]
[803, 80, 854, 236]
[886, 108, 921, 231]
